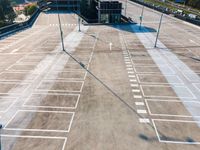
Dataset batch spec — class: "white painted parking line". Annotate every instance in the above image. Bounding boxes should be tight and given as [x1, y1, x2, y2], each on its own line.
[152, 119, 200, 144]
[126, 65, 132, 67]
[134, 95, 142, 99]
[125, 61, 131, 63]
[128, 75, 135, 78]
[139, 118, 150, 123]
[135, 102, 144, 106]
[23, 93, 80, 109]
[125, 62, 131, 64]
[137, 110, 147, 114]
[130, 79, 137, 82]
[123, 56, 129, 58]
[132, 89, 140, 93]
[131, 84, 138, 87]
[128, 71, 134, 74]
[4, 110, 75, 133]
[127, 68, 133, 71]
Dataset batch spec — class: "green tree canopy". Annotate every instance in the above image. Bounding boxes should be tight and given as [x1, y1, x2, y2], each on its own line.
[187, 0, 200, 9]
[24, 4, 37, 16]
[0, 0, 16, 23]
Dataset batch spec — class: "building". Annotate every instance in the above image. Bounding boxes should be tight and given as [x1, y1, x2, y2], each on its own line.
[38, 0, 122, 23]
[96, 0, 122, 23]
[38, 0, 80, 12]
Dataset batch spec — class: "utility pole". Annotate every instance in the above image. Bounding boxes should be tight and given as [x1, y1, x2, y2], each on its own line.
[78, 2, 81, 32]
[154, 13, 163, 48]
[0, 124, 2, 150]
[78, 17, 81, 32]
[139, 6, 144, 30]
[56, 0, 65, 51]
[125, 0, 128, 16]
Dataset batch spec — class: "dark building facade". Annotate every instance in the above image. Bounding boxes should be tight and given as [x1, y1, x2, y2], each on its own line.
[38, 0, 122, 23]
[97, 0, 122, 23]
[38, 0, 80, 12]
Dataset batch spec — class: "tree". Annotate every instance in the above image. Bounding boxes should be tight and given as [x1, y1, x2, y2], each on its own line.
[0, 6, 5, 20]
[187, 0, 200, 9]
[0, 0, 16, 23]
[24, 4, 37, 16]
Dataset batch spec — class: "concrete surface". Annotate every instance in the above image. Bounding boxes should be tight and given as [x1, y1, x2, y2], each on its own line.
[0, 3, 200, 149]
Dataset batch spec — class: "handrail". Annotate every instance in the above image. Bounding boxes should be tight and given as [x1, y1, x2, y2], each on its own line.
[0, 8, 40, 39]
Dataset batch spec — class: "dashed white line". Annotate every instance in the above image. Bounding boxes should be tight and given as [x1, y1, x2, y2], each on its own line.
[135, 102, 144, 106]
[132, 89, 140, 92]
[137, 109, 147, 114]
[128, 71, 134, 74]
[127, 68, 133, 71]
[128, 75, 135, 78]
[134, 95, 142, 99]
[130, 79, 137, 82]
[139, 118, 150, 123]
[130, 84, 139, 87]
[126, 65, 132, 67]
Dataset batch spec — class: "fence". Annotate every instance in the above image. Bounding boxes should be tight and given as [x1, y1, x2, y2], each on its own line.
[0, 9, 40, 39]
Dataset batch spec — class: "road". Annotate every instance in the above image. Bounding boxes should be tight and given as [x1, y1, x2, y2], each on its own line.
[0, 2, 200, 149]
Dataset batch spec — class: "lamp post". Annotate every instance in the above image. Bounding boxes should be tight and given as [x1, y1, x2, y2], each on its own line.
[139, 5, 144, 30]
[154, 13, 163, 48]
[56, 0, 65, 51]
[78, 2, 81, 32]
[0, 124, 2, 150]
[125, 0, 127, 17]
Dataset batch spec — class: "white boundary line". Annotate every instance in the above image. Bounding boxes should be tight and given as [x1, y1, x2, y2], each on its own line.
[45, 70, 86, 81]
[140, 85, 196, 99]
[1, 134, 67, 140]
[0, 97, 18, 113]
[182, 73, 200, 82]
[0, 72, 37, 82]
[135, 65, 175, 74]
[1, 134, 67, 150]
[4, 110, 75, 133]
[136, 74, 184, 85]
[6, 64, 37, 72]
[152, 119, 200, 144]
[0, 82, 29, 95]
[23, 93, 80, 109]
[36, 80, 84, 93]
[193, 83, 200, 92]
[145, 99, 200, 117]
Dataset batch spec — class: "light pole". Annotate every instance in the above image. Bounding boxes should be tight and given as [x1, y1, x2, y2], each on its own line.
[77, 2, 81, 32]
[154, 13, 163, 48]
[0, 124, 2, 150]
[125, 0, 127, 17]
[139, 5, 144, 30]
[56, 0, 65, 51]
[78, 16, 81, 32]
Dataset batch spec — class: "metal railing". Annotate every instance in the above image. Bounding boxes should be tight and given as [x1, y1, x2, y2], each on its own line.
[0, 8, 40, 39]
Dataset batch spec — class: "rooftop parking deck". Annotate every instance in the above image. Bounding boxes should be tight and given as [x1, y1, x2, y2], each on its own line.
[0, 2, 200, 149]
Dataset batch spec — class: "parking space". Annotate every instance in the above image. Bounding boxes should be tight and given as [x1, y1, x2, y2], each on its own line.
[4, 110, 74, 132]
[153, 119, 200, 144]
[23, 93, 80, 109]
[0, 72, 36, 82]
[0, 97, 17, 112]
[137, 74, 183, 85]
[0, 82, 28, 95]
[145, 99, 200, 117]
[2, 136, 66, 150]
[36, 80, 83, 92]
